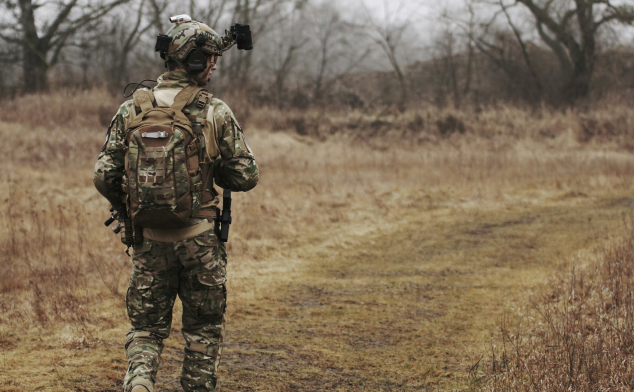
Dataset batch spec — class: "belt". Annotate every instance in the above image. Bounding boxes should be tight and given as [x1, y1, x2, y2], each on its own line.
[143, 219, 215, 242]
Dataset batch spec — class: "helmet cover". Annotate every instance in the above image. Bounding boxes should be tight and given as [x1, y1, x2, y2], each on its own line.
[163, 20, 224, 61]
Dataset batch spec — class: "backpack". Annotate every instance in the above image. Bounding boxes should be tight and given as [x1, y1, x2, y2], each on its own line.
[122, 86, 215, 229]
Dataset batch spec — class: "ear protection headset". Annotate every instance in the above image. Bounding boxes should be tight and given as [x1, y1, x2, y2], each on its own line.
[185, 35, 210, 74]
[186, 50, 207, 73]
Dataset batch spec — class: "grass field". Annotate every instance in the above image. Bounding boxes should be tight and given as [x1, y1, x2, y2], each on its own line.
[1, 91, 634, 391]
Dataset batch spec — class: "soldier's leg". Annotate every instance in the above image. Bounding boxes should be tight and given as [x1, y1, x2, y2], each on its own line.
[176, 228, 227, 392]
[123, 238, 180, 392]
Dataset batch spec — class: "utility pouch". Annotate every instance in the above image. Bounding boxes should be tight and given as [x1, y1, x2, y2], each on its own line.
[134, 223, 144, 244]
[121, 218, 134, 246]
[120, 217, 143, 246]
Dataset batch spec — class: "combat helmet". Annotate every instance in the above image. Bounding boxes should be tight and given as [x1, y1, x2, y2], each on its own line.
[155, 15, 234, 73]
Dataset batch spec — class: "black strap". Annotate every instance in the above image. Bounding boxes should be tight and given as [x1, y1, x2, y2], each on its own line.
[123, 79, 157, 98]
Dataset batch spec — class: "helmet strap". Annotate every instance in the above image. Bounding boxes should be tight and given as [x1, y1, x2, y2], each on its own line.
[192, 63, 212, 87]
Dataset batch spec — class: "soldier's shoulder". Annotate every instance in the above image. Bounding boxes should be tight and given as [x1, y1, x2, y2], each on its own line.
[209, 98, 234, 116]
[208, 98, 239, 126]
[101, 99, 136, 139]
[116, 99, 135, 119]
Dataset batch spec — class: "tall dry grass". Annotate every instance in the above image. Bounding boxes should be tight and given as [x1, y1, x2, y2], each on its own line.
[0, 88, 118, 129]
[246, 96, 634, 151]
[0, 126, 124, 340]
[484, 218, 634, 391]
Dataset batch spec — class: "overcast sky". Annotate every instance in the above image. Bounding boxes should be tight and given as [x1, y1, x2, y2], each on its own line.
[356, 0, 634, 42]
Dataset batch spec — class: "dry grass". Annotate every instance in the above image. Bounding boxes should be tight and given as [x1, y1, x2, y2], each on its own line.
[246, 97, 634, 151]
[1, 89, 634, 390]
[483, 219, 634, 391]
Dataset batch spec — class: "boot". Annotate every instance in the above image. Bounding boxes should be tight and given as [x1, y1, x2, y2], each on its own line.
[127, 378, 154, 392]
[131, 386, 151, 392]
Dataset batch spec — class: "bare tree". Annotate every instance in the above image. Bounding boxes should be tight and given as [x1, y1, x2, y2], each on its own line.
[481, 0, 634, 104]
[430, 29, 461, 107]
[306, 2, 370, 104]
[432, 0, 479, 108]
[98, 0, 153, 92]
[474, 0, 546, 103]
[189, 0, 230, 29]
[0, 0, 130, 92]
[264, 2, 307, 107]
[363, 0, 411, 111]
[147, 0, 168, 32]
[223, 0, 291, 90]
[310, 4, 341, 103]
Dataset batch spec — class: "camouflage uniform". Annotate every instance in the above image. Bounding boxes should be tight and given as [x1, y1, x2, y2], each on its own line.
[94, 71, 258, 392]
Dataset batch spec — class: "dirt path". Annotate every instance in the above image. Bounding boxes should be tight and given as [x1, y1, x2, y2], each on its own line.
[153, 191, 631, 392]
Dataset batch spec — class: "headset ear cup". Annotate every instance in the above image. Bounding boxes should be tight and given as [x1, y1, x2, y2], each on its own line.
[187, 50, 207, 73]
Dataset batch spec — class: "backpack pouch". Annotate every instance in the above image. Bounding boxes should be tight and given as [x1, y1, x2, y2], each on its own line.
[129, 126, 197, 229]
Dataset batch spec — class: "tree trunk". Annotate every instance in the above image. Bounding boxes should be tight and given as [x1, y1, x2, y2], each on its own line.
[22, 45, 49, 92]
[561, 57, 593, 103]
[395, 64, 408, 112]
[385, 44, 407, 111]
[20, 0, 49, 92]
[562, 0, 595, 103]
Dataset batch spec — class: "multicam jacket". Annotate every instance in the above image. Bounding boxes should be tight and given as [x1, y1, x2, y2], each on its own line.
[94, 71, 259, 232]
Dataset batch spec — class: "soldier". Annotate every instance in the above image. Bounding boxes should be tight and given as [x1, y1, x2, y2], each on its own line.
[93, 15, 258, 392]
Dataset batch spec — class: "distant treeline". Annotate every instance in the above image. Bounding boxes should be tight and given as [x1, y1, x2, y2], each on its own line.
[0, 0, 632, 109]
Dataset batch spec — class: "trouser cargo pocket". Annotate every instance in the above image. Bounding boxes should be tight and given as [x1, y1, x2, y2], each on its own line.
[127, 274, 159, 324]
[194, 269, 226, 322]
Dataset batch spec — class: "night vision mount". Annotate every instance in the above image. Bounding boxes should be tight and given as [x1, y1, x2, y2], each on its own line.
[228, 23, 253, 51]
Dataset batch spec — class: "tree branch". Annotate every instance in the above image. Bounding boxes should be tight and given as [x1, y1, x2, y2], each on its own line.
[500, 0, 542, 92]
[48, 32, 69, 65]
[594, 4, 634, 30]
[0, 31, 22, 44]
[42, 0, 79, 46]
[122, 0, 151, 54]
[47, 0, 130, 49]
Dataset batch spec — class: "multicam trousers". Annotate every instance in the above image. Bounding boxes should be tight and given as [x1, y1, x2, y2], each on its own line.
[123, 228, 227, 392]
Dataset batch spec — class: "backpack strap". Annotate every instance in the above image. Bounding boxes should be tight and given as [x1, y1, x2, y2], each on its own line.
[191, 90, 212, 160]
[173, 86, 218, 219]
[189, 89, 220, 220]
[171, 86, 203, 113]
[133, 89, 156, 113]
[206, 104, 220, 159]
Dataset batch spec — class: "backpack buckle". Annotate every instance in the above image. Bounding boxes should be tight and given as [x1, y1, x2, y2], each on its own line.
[196, 93, 209, 108]
[187, 138, 200, 155]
